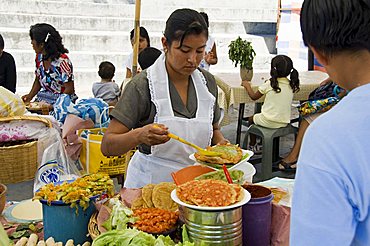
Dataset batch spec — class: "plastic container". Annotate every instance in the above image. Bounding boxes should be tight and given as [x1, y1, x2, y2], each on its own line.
[41, 199, 96, 244]
[234, 162, 256, 183]
[171, 165, 214, 185]
[242, 185, 273, 246]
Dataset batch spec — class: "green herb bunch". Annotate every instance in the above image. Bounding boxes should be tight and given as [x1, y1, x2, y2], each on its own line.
[228, 36, 256, 70]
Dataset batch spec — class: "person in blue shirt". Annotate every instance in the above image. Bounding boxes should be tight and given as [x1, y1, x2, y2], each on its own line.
[290, 0, 370, 245]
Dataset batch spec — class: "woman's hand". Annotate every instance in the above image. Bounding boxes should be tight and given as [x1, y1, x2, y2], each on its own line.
[204, 51, 218, 65]
[138, 123, 170, 146]
[204, 51, 214, 63]
[216, 138, 230, 145]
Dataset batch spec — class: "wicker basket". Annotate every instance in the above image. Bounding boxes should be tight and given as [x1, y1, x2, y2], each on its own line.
[0, 116, 52, 184]
[88, 211, 100, 240]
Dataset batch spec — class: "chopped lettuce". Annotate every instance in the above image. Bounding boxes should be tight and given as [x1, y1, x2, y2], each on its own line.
[154, 235, 176, 246]
[92, 227, 194, 246]
[195, 169, 244, 184]
[92, 228, 155, 246]
[103, 198, 137, 231]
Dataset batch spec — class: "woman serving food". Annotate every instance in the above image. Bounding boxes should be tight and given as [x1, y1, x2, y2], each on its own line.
[101, 8, 228, 188]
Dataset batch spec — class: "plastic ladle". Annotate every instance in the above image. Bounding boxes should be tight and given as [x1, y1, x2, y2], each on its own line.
[153, 124, 221, 156]
[167, 132, 222, 157]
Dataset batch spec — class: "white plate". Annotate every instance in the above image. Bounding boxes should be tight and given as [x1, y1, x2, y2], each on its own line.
[189, 149, 254, 170]
[171, 188, 251, 211]
[4, 199, 43, 223]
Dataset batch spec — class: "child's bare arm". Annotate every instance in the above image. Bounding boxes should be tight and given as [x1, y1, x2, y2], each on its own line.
[242, 80, 263, 100]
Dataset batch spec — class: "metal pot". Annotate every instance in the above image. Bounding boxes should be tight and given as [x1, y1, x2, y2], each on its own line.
[180, 205, 243, 246]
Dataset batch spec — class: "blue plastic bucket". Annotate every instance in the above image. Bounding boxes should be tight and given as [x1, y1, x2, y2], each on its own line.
[242, 185, 273, 246]
[41, 199, 96, 244]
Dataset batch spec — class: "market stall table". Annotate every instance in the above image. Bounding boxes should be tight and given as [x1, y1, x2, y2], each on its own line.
[215, 71, 329, 144]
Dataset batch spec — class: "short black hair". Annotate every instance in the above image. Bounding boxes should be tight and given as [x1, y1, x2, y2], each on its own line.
[301, 0, 370, 55]
[0, 34, 4, 49]
[164, 8, 208, 48]
[130, 26, 150, 47]
[98, 61, 115, 80]
[138, 47, 162, 70]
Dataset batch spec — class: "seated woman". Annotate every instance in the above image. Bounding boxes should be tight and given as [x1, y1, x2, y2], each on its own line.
[22, 23, 77, 106]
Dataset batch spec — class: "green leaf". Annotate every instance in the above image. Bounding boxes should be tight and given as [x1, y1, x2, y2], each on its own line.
[10, 230, 27, 239]
[228, 36, 256, 69]
[2, 224, 12, 230]
[15, 224, 30, 231]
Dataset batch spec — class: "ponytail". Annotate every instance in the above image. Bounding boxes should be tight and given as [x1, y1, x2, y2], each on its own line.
[290, 68, 300, 92]
[270, 67, 281, 93]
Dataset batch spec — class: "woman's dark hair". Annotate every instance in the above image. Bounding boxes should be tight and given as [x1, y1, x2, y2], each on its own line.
[98, 61, 115, 80]
[164, 8, 208, 48]
[301, 0, 370, 56]
[199, 12, 209, 27]
[29, 23, 69, 61]
[270, 55, 300, 93]
[130, 26, 150, 47]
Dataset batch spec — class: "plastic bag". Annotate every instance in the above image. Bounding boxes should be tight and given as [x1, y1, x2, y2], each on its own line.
[298, 97, 339, 116]
[0, 86, 27, 117]
[308, 82, 344, 100]
[34, 127, 81, 193]
[53, 94, 110, 127]
[78, 127, 132, 176]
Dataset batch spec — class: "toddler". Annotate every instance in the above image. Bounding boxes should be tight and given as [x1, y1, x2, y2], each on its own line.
[242, 55, 300, 152]
[92, 61, 120, 106]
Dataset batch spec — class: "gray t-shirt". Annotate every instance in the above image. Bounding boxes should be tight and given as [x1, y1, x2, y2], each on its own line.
[111, 69, 221, 154]
[92, 81, 120, 103]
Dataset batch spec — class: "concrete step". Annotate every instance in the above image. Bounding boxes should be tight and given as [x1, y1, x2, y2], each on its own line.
[1, 28, 269, 56]
[142, 0, 277, 9]
[5, 0, 278, 101]
[3, 0, 277, 21]
[0, 27, 150, 53]
[11, 49, 272, 77]
[1, 12, 247, 34]
[10, 49, 128, 70]
[15, 68, 126, 98]
[15, 49, 273, 87]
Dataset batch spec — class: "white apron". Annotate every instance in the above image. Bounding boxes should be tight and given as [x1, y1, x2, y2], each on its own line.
[124, 54, 215, 188]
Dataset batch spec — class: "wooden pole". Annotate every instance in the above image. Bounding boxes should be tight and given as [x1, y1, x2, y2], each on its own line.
[131, 0, 141, 78]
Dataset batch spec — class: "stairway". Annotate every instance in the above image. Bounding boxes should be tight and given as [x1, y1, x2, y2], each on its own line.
[0, 0, 277, 97]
